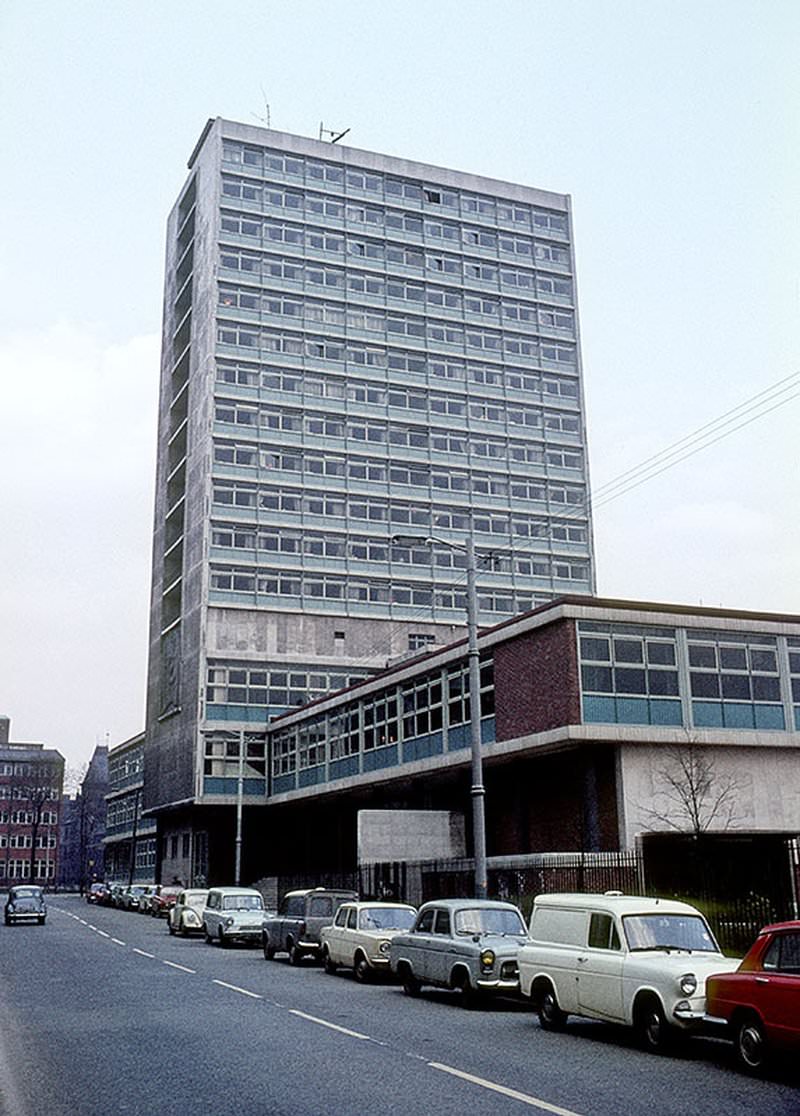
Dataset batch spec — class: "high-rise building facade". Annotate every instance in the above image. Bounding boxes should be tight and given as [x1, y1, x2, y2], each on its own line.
[144, 119, 594, 882]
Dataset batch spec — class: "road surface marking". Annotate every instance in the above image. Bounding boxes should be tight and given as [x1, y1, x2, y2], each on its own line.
[133, 948, 155, 959]
[289, 1009, 371, 1041]
[163, 960, 195, 973]
[213, 979, 262, 999]
[428, 1063, 583, 1116]
[96, 929, 110, 938]
[111, 938, 126, 945]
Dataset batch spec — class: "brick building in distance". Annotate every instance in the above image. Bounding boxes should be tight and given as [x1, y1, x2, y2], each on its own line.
[0, 716, 65, 887]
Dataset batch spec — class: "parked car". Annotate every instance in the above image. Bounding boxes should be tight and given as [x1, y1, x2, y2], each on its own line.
[4, 885, 47, 926]
[202, 887, 265, 946]
[168, 889, 209, 936]
[517, 892, 739, 1051]
[321, 901, 417, 982]
[262, 887, 358, 965]
[150, 886, 182, 918]
[705, 920, 800, 1073]
[85, 882, 110, 905]
[109, 883, 128, 908]
[136, 884, 160, 913]
[120, 884, 151, 911]
[389, 898, 527, 1007]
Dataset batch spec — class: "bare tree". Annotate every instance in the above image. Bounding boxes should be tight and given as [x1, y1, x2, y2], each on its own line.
[640, 740, 740, 837]
[12, 765, 61, 884]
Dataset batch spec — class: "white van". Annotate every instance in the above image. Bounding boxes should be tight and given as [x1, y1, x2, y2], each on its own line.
[517, 892, 738, 1051]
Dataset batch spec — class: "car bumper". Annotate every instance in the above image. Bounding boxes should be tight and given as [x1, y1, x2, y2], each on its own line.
[223, 927, 262, 940]
[672, 1004, 706, 1025]
[7, 912, 44, 922]
[476, 977, 520, 992]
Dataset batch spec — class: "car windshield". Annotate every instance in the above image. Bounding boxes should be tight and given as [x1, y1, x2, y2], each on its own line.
[13, 888, 41, 899]
[222, 894, 263, 911]
[358, 907, 416, 931]
[454, 908, 526, 936]
[185, 892, 208, 906]
[623, 913, 719, 953]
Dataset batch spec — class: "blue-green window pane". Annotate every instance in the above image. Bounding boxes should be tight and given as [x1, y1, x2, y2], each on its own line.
[754, 705, 785, 730]
[693, 701, 723, 727]
[649, 699, 683, 725]
[722, 703, 755, 729]
[794, 706, 800, 730]
[616, 698, 649, 724]
[583, 696, 617, 723]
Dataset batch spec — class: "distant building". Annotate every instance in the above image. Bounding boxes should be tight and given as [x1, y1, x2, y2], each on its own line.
[104, 733, 155, 883]
[0, 719, 65, 887]
[59, 744, 110, 890]
[143, 119, 594, 884]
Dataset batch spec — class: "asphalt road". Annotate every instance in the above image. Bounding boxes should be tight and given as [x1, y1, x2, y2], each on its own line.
[0, 896, 797, 1116]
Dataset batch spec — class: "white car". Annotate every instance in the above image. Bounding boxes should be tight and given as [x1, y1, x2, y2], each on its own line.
[320, 902, 417, 982]
[167, 889, 209, 936]
[517, 892, 740, 1051]
[202, 887, 265, 947]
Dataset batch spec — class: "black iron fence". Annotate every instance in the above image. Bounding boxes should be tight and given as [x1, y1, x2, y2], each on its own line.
[257, 834, 799, 956]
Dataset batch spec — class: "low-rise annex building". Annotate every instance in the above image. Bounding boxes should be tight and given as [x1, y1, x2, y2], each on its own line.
[0, 717, 65, 887]
[255, 596, 800, 882]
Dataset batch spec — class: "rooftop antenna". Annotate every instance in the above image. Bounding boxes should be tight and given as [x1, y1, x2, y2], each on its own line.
[251, 86, 271, 128]
[319, 122, 350, 144]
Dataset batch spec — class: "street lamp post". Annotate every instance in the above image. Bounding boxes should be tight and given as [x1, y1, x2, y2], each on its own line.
[392, 532, 488, 900]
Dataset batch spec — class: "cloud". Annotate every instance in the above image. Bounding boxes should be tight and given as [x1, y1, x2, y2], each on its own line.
[0, 322, 159, 767]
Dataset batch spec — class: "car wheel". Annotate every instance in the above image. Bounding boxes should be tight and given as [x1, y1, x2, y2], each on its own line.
[204, 925, 213, 944]
[38, 917, 46, 926]
[4, 915, 11, 926]
[453, 970, 476, 1009]
[289, 943, 304, 966]
[353, 953, 371, 984]
[401, 966, 421, 998]
[262, 935, 276, 960]
[735, 1014, 768, 1074]
[635, 998, 671, 1053]
[168, 921, 176, 936]
[218, 928, 229, 948]
[322, 947, 337, 974]
[537, 983, 568, 1031]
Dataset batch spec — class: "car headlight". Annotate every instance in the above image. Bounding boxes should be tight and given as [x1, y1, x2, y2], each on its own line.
[185, 911, 199, 924]
[224, 917, 234, 928]
[480, 948, 496, 972]
[679, 973, 697, 996]
[379, 940, 391, 954]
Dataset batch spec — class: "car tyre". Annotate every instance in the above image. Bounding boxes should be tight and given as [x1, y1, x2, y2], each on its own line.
[453, 970, 476, 1009]
[353, 953, 371, 984]
[168, 921, 177, 935]
[401, 966, 422, 998]
[218, 928, 229, 948]
[322, 947, 337, 974]
[635, 998, 672, 1053]
[735, 1014, 768, 1074]
[537, 983, 568, 1031]
[289, 943, 304, 966]
[38, 917, 45, 926]
[204, 924, 213, 944]
[263, 935, 276, 960]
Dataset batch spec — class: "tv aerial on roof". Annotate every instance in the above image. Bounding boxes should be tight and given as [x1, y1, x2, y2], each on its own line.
[251, 87, 271, 128]
[319, 122, 350, 143]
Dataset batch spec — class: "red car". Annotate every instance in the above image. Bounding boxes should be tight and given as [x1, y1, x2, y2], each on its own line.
[705, 920, 800, 1073]
[150, 886, 181, 918]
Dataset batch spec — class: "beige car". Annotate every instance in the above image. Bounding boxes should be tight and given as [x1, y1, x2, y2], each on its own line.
[167, 889, 209, 937]
[320, 901, 417, 982]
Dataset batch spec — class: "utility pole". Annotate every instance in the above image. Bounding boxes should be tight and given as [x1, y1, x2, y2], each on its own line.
[235, 730, 245, 886]
[392, 531, 488, 899]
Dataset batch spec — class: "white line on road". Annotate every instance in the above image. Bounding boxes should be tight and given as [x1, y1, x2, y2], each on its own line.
[133, 948, 155, 959]
[288, 1009, 372, 1041]
[212, 979, 263, 999]
[111, 938, 126, 945]
[428, 1063, 584, 1116]
[163, 960, 195, 973]
[96, 930, 110, 938]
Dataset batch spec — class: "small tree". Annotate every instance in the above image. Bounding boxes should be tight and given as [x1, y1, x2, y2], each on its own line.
[13, 766, 61, 884]
[641, 739, 740, 837]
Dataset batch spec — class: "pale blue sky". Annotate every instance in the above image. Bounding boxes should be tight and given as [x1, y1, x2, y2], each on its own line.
[1, 1, 797, 770]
